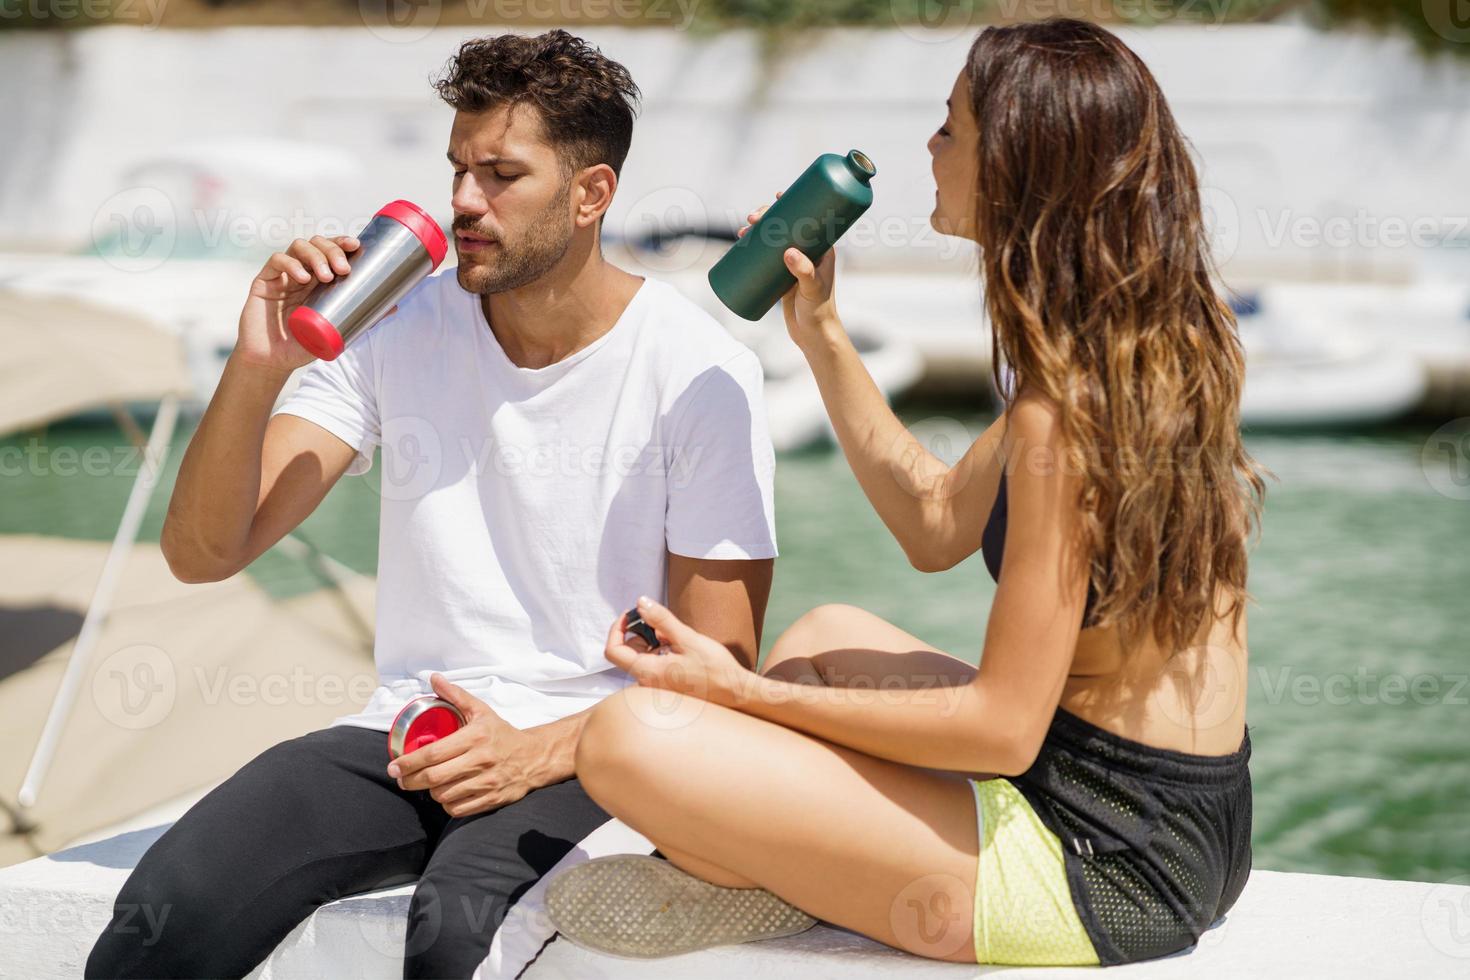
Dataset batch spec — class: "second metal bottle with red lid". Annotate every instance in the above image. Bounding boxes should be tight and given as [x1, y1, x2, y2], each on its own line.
[288, 199, 449, 361]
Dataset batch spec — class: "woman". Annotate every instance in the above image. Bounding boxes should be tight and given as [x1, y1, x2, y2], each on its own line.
[548, 18, 1265, 967]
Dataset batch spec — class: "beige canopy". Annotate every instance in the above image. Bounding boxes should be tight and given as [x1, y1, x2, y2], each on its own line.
[0, 535, 377, 868]
[0, 289, 194, 439]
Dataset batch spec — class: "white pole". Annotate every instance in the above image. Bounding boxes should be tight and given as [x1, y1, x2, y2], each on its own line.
[16, 394, 181, 811]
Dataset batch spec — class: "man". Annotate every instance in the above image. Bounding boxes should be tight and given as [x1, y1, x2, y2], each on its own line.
[86, 30, 777, 979]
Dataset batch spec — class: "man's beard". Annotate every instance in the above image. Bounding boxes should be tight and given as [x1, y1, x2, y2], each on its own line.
[456, 193, 574, 296]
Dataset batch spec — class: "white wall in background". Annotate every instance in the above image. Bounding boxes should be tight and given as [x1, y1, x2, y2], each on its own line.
[2, 23, 1468, 280]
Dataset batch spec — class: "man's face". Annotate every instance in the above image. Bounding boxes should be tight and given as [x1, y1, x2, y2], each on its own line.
[447, 104, 575, 295]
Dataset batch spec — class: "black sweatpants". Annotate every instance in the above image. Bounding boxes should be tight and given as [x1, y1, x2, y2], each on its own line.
[84, 724, 610, 979]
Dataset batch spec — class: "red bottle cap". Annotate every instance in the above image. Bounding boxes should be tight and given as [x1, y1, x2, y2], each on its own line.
[376, 199, 449, 270]
[387, 695, 466, 759]
[287, 306, 346, 361]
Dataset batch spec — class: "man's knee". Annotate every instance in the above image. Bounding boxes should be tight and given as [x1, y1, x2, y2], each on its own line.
[577, 688, 642, 763]
[401, 870, 508, 979]
[84, 741, 312, 978]
[84, 863, 212, 978]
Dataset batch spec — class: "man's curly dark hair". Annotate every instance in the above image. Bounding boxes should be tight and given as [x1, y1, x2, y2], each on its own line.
[434, 30, 642, 179]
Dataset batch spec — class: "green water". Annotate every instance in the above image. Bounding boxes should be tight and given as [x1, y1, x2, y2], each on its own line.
[3, 408, 1467, 884]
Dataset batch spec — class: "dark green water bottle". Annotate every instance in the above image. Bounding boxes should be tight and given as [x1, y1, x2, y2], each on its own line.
[708, 149, 876, 321]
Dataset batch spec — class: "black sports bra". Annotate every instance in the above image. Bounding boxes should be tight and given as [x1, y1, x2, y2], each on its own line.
[981, 469, 1101, 627]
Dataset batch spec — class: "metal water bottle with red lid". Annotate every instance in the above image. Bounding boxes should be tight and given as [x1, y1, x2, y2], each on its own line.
[288, 200, 449, 361]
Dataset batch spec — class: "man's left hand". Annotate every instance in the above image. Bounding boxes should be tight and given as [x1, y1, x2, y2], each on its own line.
[386, 673, 548, 818]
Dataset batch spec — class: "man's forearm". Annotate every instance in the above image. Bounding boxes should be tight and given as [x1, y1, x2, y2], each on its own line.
[162, 355, 289, 577]
[523, 707, 594, 786]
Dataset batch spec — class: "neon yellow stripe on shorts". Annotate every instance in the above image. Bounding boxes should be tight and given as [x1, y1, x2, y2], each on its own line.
[970, 777, 1100, 966]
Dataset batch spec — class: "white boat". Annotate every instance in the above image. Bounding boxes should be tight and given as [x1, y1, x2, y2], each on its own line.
[852, 271, 1437, 428]
[1228, 285, 1434, 426]
[1236, 299, 1430, 429]
[742, 308, 925, 453]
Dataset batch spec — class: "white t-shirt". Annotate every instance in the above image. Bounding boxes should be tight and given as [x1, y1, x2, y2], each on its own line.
[270, 269, 778, 732]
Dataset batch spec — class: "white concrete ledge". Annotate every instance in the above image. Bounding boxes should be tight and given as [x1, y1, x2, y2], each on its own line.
[2, 823, 1467, 979]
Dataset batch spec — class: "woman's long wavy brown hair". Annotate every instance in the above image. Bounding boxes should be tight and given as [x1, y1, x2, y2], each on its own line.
[965, 19, 1266, 653]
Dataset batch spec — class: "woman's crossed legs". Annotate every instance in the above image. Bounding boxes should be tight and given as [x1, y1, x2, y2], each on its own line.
[575, 604, 985, 963]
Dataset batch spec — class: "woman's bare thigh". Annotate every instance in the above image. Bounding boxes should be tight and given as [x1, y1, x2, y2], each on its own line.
[578, 688, 981, 962]
[762, 603, 977, 690]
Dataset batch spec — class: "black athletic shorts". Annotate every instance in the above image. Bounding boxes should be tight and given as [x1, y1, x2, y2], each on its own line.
[1011, 706, 1254, 965]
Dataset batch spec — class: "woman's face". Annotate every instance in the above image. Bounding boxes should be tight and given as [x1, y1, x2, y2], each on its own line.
[927, 70, 980, 242]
